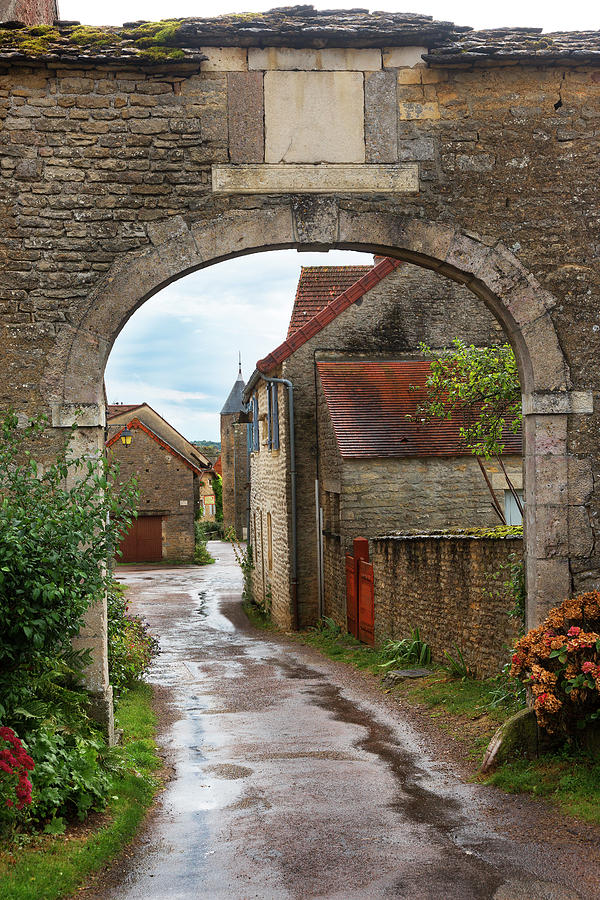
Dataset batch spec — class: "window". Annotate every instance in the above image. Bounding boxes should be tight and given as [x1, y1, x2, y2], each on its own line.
[504, 489, 524, 526]
[267, 382, 280, 451]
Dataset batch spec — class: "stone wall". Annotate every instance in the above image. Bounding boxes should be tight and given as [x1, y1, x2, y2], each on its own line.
[248, 375, 293, 628]
[109, 428, 196, 560]
[371, 533, 523, 677]
[220, 414, 249, 537]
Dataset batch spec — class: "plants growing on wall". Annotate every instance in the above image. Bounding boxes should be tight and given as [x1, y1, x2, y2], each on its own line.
[416, 340, 522, 524]
[511, 591, 600, 737]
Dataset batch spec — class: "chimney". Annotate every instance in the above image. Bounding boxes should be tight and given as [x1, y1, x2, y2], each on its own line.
[0, 0, 59, 25]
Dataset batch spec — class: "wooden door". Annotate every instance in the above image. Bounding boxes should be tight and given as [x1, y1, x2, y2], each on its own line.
[346, 554, 358, 638]
[118, 516, 163, 563]
[357, 558, 375, 646]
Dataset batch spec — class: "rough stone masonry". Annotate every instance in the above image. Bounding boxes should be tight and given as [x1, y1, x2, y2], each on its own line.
[0, 7, 598, 732]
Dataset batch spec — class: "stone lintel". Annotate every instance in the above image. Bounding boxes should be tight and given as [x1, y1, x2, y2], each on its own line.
[51, 402, 106, 428]
[212, 164, 419, 194]
[522, 391, 594, 416]
[248, 47, 381, 71]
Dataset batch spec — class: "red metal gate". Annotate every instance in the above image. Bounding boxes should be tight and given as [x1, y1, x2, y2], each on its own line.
[118, 515, 163, 563]
[346, 537, 374, 645]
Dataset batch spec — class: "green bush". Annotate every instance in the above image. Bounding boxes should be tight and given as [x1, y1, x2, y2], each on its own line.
[379, 628, 432, 668]
[107, 583, 159, 696]
[25, 725, 112, 824]
[0, 412, 138, 714]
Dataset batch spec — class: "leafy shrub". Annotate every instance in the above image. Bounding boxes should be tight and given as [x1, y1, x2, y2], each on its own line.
[0, 412, 137, 689]
[380, 628, 432, 668]
[25, 725, 111, 824]
[194, 520, 215, 565]
[231, 540, 256, 608]
[312, 616, 341, 637]
[107, 582, 159, 696]
[212, 474, 223, 523]
[0, 727, 34, 832]
[511, 591, 600, 736]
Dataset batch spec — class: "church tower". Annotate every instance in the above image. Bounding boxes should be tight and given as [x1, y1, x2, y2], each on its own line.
[220, 359, 249, 539]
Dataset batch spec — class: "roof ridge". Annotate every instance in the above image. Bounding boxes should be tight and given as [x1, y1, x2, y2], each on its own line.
[259, 257, 402, 374]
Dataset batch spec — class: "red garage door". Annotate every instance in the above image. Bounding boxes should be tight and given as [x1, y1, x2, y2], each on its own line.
[118, 516, 163, 563]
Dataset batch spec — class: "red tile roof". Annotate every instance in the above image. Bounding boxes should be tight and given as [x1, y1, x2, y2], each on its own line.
[106, 418, 205, 475]
[258, 257, 402, 375]
[107, 403, 143, 419]
[317, 360, 523, 459]
[213, 455, 223, 477]
[287, 265, 373, 337]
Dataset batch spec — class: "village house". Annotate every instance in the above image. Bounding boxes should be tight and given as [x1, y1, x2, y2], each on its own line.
[106, 403, 215, 562]
[243, 257, 523, 633]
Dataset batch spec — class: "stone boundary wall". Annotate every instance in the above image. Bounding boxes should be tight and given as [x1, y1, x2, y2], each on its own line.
[371, 532, 523, 677]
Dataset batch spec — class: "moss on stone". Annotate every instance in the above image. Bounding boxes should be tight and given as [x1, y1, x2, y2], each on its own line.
[137, 47, 186, 62]
[0, 26, 60, 55]
[68, 27, 115, 48]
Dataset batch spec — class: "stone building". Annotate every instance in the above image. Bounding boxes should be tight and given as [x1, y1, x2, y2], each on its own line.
[1, 8, 597, 734]
[107, 403, 214, 561]
[220, 365, 249, 539]
[0, 0, 57, 25]
[316, 358, 521, 629]
[244, 257, 522, 630]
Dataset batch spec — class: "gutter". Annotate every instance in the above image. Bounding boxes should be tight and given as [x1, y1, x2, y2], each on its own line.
[244, 371, 298, 631]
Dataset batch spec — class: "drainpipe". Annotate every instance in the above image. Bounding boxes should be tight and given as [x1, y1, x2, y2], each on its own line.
[254, 373, 298, 631]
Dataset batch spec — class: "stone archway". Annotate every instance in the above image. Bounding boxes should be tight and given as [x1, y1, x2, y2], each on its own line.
[44, 201, 592, 724]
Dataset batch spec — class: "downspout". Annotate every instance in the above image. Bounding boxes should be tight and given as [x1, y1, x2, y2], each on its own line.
[254, 373, 298, 631]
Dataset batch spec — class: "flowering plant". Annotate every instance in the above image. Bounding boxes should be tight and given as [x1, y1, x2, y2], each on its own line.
[510, 592, 600, 736]
[0, 726, 34, 831]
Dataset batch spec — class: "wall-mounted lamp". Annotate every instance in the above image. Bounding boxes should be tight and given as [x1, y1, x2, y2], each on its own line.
[120, 426, 133, 447]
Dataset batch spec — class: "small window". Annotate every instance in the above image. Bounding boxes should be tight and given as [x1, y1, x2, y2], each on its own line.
[504, 489, 524, 526]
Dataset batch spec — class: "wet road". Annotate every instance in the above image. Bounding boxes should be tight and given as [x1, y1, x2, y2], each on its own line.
[99, 542, 600, 900]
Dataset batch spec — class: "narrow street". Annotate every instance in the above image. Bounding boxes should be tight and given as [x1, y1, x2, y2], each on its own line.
[94, 542, 599, 900]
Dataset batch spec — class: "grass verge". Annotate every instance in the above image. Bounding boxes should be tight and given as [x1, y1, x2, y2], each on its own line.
[247, 610, 600, 827]
[0, 682, 162, 900]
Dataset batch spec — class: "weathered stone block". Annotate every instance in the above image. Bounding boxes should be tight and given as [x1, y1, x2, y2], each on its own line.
[227, 72, 264, 164]
[383, 47, 428, 68]
[200, 47, 247, 71]
[264, 71, 365, 164]
[365, 70, 398, 163]
[398, 101, 439, 120]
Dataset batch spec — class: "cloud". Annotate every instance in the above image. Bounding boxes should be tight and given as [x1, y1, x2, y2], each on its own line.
[105, 249, 373, 441]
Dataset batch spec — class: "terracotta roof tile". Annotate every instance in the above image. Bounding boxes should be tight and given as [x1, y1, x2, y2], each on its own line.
[257, 257, 401, 375]
[317, 359, 523, 459]
[287, 265, 373, 337]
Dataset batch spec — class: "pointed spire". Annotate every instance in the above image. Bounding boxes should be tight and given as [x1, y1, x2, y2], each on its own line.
[221, 357, 247, 415]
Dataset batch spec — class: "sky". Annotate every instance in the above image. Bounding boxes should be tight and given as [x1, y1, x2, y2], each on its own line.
[105, 250, 371, 441]
[80, 0, 598, 441]
[58, 1, 599, 33]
